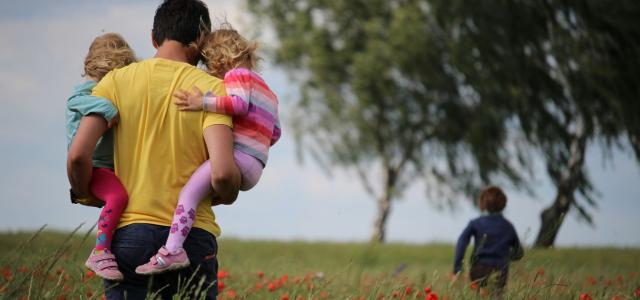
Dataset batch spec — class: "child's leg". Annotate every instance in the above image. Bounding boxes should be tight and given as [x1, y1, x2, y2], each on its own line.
[165, 161, 212, 252]
[90, 167, 128, 253]
[234, 151, 264, 191]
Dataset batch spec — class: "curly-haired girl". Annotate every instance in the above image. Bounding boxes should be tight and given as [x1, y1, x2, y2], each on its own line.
[66, 33, 136, 280]
[136, 25, 281, 275]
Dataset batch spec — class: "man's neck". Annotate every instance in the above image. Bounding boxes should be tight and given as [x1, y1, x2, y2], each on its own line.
[154, 40, 191, 63]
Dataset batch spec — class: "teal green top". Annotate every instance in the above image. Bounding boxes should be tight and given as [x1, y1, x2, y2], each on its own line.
[65, 80, 118, 169]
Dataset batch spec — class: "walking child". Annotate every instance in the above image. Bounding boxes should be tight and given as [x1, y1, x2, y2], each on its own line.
[66, 33, 135, 280]
[452, 186, 524, 296]
[135, 25, 281, 274]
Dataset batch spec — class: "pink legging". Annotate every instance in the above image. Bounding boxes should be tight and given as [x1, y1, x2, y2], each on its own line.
[90, 167, 128, 252]
[165, 151, 262, 252]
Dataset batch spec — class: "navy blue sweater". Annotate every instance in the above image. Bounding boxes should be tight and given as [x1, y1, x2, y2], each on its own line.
[453, 213, 523, 274]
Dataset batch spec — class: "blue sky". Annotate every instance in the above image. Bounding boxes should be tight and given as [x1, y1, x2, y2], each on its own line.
[0, 0, 638, 247]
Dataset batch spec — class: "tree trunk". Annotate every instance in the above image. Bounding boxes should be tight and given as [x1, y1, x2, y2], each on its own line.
[534, 191, 572, 248]
[371, 192, 392, 243]
[370, 167, 397, 243]
[534, 116, 587, 248]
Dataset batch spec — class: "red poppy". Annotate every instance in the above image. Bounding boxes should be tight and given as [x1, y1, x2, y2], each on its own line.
[610, 295, 622, 300]
[634, 287, 640, 297]
[579, 293, 592, 300]
[257, 271, 265, 278]
[280, 293, 289, 300]
[86, 290, 94, 298]
[320, 290, 329, 298]
[425, 293, 439, 300]
[218, 269, 229, 279]
[586, 276, 597, 286]
[1, 267, 12, 281]
[268, 282, 277, 292]
[404, 287, 413, 295]
[217, 280, 225, 292]
[226, 289, 237, 299]
[470, 282, 479, 290]
[392, 290, 401, 298]
[536, 268, 545, 276]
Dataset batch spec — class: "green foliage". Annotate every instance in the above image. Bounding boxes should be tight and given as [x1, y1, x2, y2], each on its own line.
[247, 0, 526, 210]
[248, 0, 640, 244]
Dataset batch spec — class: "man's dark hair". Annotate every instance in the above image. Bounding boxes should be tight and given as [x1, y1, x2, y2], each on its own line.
[152, 0, 211, 46]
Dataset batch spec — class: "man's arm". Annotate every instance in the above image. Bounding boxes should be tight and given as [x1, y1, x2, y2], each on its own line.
[67, 114, 108, 197]
[203, 125, 241, 205]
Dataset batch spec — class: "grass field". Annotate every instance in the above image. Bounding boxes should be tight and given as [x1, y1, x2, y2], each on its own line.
[0, 227, 639, 299]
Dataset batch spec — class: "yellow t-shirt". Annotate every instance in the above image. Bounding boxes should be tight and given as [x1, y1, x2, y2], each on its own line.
[92, 58, 231, 236]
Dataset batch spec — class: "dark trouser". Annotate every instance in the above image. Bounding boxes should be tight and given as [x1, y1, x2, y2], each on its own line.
[103, 224, 218, 300]
[470, 263, 508, 291]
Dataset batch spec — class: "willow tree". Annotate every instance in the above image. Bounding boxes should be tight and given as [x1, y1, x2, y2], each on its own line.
[430, 0, 640, 247]
[248, 0, 526, 242]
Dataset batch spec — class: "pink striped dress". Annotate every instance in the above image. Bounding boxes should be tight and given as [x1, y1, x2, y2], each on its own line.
[203, 68, 281, 166]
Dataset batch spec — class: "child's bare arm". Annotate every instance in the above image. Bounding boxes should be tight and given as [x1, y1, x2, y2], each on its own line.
[174, 86, 250, 116]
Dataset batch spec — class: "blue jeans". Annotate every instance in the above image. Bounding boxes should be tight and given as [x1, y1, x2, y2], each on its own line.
[104, 224, 218, 299]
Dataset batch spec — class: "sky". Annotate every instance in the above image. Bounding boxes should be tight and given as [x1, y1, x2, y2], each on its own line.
[0, 0, 639, 248]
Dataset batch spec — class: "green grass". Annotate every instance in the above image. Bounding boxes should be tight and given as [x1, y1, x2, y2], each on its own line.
[0, 228, 638, 299]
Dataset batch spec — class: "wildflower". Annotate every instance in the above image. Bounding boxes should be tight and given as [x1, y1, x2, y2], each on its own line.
[226, 289, 237, 299]
[218, 269, 229, 279]
[536, 268, 545, 276]
[634, 287, 640, 297]
[425, 293, 439, 300]
[268, 282, 277, 292]
[85, 270, 96, 279]
[255, 282, 264, 290]
[217, 280, 225, 292]
[579, 293, 592, 300]
[405, 286, 413, 295]
[604, 279, 613, 287]
[1, 267, 12, 281]
[470, 282, 479, 290]
[280, 293, 289, 300]
[320, 290, 329, 298]
[57, 295, 66, 300]
[86, 290, 94, 298]
[280, 274, 289, 284]
[392, 290, 401, 298]
[610, 295, 622, 300]
[586, 276, 597, 286]
[257, 271, 265, 278]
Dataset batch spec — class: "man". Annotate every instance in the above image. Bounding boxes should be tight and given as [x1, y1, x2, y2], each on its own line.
[67, 0, 241, 298]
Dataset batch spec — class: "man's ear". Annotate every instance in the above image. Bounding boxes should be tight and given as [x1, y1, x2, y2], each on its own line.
[151, 31, 158, 49]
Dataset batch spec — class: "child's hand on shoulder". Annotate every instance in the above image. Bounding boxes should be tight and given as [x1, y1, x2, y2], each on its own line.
[174, 86, 204, 111]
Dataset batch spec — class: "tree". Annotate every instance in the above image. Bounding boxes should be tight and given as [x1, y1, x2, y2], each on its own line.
[247, 0, 527, 242]
[429, 0, 640, 247]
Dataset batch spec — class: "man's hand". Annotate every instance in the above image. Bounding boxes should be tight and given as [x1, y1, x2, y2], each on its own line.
[174, 86, 204, 111]
[107, 113, 120, 129]
[203, 125, 240, 204]
[67, 114, 108, 198]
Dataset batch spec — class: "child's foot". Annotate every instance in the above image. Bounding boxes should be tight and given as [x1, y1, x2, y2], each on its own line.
[135, 246, 190, 275]
[85, 250, 123, 281]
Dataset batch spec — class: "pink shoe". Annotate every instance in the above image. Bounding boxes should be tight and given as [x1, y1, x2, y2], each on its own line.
[85, 250, 123, 281]
[135, 246, 190, 275]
